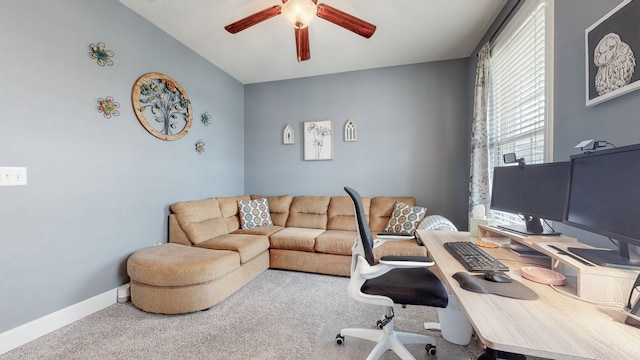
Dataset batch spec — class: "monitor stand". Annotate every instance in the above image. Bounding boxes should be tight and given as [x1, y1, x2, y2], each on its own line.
[568, 244, 640, 270]
[497, 224, 561, 236]
[497, 216, 561, 236]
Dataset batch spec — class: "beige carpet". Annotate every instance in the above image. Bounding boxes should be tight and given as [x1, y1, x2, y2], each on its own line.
[2, 269, 492, 360]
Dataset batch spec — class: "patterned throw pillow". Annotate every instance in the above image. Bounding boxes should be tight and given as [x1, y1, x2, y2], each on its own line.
[238, 198, 273, 229]
[383, 201, 427, 233]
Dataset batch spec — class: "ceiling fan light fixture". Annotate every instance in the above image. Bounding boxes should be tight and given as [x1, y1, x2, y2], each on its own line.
[281, 0, 317, 29]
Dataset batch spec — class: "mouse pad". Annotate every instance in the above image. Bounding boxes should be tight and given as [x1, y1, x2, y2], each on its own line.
[453, 272, 538, 300]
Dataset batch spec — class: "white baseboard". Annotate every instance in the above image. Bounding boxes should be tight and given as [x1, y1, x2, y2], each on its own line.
[0, 286, 120, 355]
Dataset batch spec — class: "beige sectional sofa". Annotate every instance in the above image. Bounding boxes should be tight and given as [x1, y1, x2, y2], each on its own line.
[129, 193, 430, 314]
[168, 194, 426, 276]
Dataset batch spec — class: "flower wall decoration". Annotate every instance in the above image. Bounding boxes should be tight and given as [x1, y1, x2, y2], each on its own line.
[89, 42, 114, 66]
[195, 140, 206, 154]
[97, 96, 120, 118]
[131, 72, 193, 141]
[201, 112, 212, 126]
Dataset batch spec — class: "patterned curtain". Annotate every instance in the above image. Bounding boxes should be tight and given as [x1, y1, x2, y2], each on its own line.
[468, 43, 491, 227]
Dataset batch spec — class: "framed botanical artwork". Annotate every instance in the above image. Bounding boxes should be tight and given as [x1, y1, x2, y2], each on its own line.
[586, 0, 640, 106]
[303, 120, 333, 160]
[131, 72, 193, 140]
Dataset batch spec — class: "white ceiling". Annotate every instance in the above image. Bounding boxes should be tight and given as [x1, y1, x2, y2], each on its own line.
[120, 0, 507, 84]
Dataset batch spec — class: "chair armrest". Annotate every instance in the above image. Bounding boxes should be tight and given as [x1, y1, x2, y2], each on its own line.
[377, 231, 414, 239]
[379, 255, 434, 268]
[357, 255, 436, 279]
[373, 235, 415, 248]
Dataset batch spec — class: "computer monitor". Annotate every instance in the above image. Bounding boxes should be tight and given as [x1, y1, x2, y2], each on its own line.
[490, 162, 570, 235]
[565, 144, 640, 270]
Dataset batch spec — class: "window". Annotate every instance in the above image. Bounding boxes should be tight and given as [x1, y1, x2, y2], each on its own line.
[488, 0, 554, 224]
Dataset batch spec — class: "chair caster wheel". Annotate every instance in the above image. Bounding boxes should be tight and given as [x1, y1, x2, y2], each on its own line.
[376, 320, 384, 329]
[335, 334, 345, 345]
[426, 344, 436, 356]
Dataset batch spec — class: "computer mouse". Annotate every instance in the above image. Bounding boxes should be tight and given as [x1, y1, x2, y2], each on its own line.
[484, 270, 512, 283]
[453, 272, 488, 293]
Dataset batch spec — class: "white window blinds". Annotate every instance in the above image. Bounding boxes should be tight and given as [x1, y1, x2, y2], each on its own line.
[489, 1, 548, 225]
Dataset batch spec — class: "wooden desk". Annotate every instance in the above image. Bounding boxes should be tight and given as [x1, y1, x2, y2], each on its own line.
[418, 229, 640, 360]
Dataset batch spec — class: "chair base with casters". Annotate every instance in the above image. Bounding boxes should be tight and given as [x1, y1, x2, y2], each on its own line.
[336, 306, 438, 358]
[336, 187, 449, 360]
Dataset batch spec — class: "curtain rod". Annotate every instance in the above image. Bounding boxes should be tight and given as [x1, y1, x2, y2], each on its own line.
[488, 0, 523, 44]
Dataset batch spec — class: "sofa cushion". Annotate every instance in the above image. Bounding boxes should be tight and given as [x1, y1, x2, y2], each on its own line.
[369, 196, 416, 233]
[384, 201, 427, 233]
[195, 233, 269, 264]
[286, 196, 330, 229]
[269, 227, 325, 252]
[127, 243, 240, 287]
[216, 195, 251, 232]
[238, 198, 274, 229]
[171, 198, 228, 245]
[327, 196, 370, 231]
[315, 230, 358, 255]
[251, 194, 292, 226]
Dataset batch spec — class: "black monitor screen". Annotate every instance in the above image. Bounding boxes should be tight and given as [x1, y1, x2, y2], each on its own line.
[565, 144, 640, 269]
[490, 162, 570, 235]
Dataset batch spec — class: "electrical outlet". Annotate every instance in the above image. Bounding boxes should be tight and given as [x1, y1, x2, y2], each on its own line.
[0, 167, 27, 186]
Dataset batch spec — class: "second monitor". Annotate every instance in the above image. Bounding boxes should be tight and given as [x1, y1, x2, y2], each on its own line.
[490, 161, 571, 235]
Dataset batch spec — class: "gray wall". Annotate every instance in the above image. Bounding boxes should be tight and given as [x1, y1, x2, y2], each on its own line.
[244, 61, 471, 229]
[553, 0, 640, 248]
[0, 0, 244, 332]
[4, 0, 640, 337]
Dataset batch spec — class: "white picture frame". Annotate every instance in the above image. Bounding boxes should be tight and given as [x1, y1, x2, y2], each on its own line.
[303, 120, 333, 160]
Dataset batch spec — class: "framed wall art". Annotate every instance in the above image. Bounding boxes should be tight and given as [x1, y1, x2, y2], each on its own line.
[131, 72, 193, 140]
[344, 119, 357, 142]
[283, 124, 295, 144]
[303, 120, 333, 160]
[586, 0, 640, 106]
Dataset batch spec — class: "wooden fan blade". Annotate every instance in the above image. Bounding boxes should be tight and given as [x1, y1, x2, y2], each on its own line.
[316, 4, 376, 38]
[224, 5, 282, 34]
[295, 27, 310, 62]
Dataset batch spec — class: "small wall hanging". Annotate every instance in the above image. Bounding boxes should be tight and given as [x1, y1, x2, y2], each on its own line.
[344, 119, 357, 142]
[304, 120, 333, 160]
[283, 124, 295, 144]
[131, 72, 193, 140]
[89, 42, 114, 66]
[201, 112, 212, 126]
[97, 97, 120, 118]
[195, 140, 205, 154]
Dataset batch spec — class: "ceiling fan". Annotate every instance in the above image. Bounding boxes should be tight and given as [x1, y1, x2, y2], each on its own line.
[224, 0, 376, 62]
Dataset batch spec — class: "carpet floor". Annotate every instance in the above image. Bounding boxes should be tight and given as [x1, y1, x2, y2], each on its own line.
[2, 269, 492, 360]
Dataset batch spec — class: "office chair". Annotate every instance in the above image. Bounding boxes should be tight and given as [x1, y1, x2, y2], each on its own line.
[336, 187, 449, 359]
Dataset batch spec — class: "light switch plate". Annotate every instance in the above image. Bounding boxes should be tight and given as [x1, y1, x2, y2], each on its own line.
[0, 167, 28, 186]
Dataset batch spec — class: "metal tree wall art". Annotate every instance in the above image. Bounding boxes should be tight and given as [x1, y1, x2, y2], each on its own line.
[89, 42, 114, 66]
[131, 73, 193, 140]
